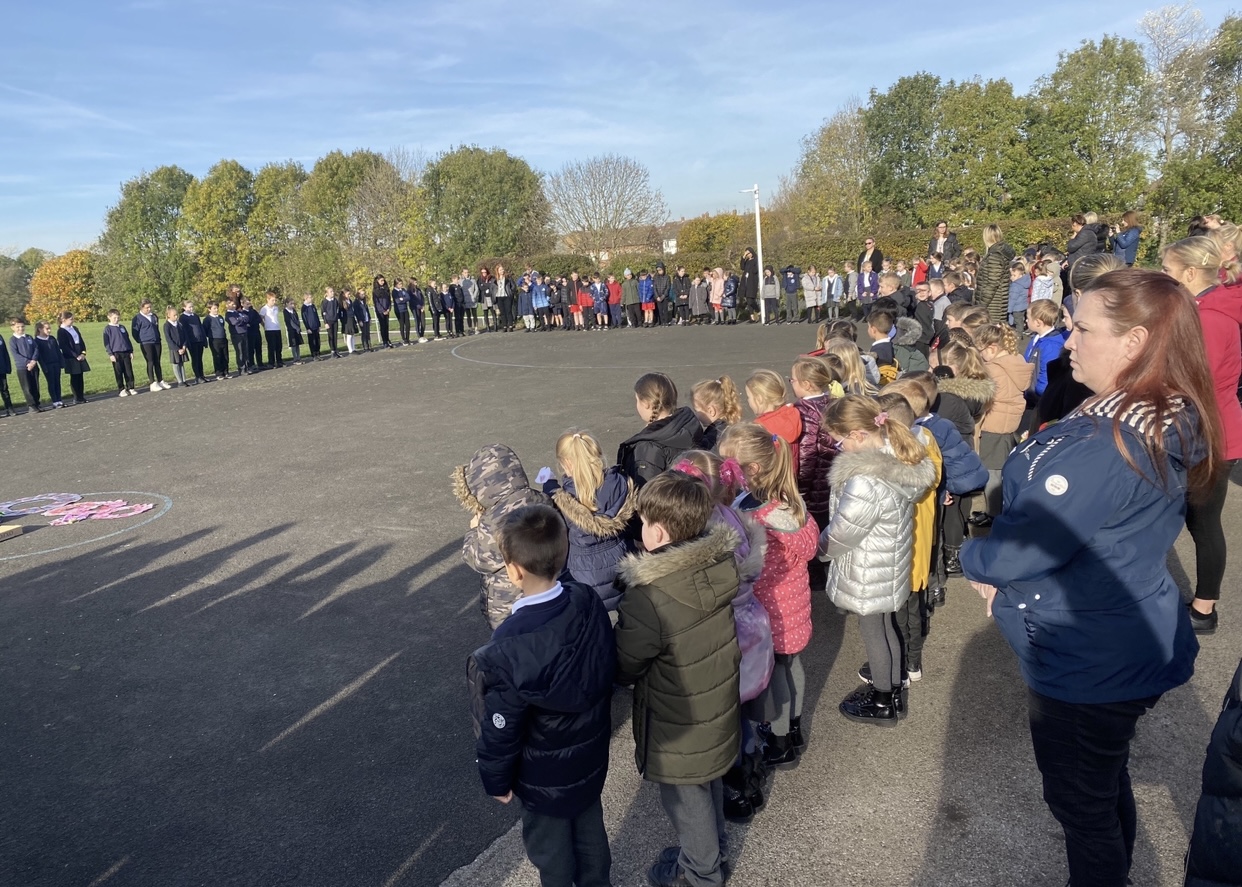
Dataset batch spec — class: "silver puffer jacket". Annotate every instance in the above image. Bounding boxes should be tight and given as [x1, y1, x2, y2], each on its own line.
[818, 446, 937, 616]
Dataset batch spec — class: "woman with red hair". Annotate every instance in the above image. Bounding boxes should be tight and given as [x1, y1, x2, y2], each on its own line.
[961, 269, 1222, 887]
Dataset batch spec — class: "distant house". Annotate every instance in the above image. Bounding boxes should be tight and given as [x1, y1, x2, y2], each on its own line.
[558, 220, 687, 263]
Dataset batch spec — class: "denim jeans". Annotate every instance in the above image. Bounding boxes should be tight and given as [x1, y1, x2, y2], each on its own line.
[1027, 689, 1159, 887]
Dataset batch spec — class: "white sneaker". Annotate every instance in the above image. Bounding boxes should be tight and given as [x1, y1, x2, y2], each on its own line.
[150, 382, 161, 392]
[908, 669, 923, 682]
[118, 389, 129, 397]
[418, 337, 428, 343]
[128, 388, 139, 395]
[159, 380, 172, 390]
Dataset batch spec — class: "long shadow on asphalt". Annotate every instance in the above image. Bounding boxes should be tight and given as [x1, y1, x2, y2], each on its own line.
[0, 528, 512, 887]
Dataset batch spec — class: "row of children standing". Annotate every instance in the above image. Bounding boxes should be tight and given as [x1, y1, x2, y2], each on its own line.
[455, 347, 1003, 886]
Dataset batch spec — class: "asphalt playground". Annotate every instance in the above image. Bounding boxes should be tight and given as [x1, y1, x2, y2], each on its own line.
[1, 323, 1238, 887]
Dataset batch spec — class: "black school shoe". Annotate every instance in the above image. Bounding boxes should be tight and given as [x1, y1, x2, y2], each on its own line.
[840, 684, 900, 726]
[761, 731, 799, 768]
[1189, 605, 1218, 634]
[654, 850, 732, 884]
[788, 716, 805, 752]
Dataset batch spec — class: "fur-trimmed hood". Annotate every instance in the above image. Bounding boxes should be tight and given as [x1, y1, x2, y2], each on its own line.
[616, 522, 740, 611]
[829, 448, 937, 501]
[453, 444, 531, 514]
[893, 316, 923, 346]
[936, 375, 996, 407]
[552, 470, 637, 539]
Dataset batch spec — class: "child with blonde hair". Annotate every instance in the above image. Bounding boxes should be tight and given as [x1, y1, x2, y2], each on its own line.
[789, 356, 842, 590]
[823, 339, 878, 395]
[819, 396, 937, 725]
[543, 430, 637, 611]
[745, 370, 803, 473]
[971, 324, 1033, 525]
[692, 376, 743, 451]
[719, 423, 819, 765]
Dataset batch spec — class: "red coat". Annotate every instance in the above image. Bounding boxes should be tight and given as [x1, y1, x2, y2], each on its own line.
[577, 287, 594, 310]
[749, 501, 818, 655]
[607, 281, 622, 305]
[1197, 282, 1242, 460]
[756, 404, 803, 475]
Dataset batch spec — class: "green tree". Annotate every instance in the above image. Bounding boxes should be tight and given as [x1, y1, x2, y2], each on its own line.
[179, 160, 255, 299]
[15, 248, 53, 277]
[95, 165, 197, 314]
[862, 73, 944, 226]
[0, 255, 32, 321]
[926, 79, 1031, 222]
[787, 100, 871, 236]
[1027, 36, 1153, 215]
[248, 160, 328, 297]
[413, 146, 551, 277]
[677, 212, 748, 255]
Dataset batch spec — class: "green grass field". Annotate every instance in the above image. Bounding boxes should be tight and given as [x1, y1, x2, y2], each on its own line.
[25, 322, 311, 399]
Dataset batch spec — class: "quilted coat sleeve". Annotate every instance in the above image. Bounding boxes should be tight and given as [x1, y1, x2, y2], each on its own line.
[463, 522, 503, 575]
[467, 650, 527, 798]
[615, 585, 663, 686]
[819, 478, 883, 561]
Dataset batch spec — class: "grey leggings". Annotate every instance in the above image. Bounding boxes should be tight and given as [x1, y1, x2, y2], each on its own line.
[761, 653, 805, 734]
[984, 469, 1003, 516]
[858, 612, 903, 692]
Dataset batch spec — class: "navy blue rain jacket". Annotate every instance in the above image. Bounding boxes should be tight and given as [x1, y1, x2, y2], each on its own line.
[961, 392, 1203, 704]
[545, 469, 636, 610]
[916, 413, 987, 495]
[467, 582, 615, 817]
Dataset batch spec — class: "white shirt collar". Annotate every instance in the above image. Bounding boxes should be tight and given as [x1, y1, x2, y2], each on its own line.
[510, 582, 564, 615]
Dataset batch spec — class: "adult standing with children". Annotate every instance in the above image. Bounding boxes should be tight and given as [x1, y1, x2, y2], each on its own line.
[960, 269, 1222, 887]
[974, 224, 1016, 324]
[929, 221, 961, 263]
[1160, 236, 1242, 634]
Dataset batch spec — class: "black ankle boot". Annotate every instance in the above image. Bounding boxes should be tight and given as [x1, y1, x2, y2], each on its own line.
[722, 780, 754, 822]
[762, 732, 799, 767]
[929, 586, 946, 607]
[839, 685, 899, 726]
[944, 547, 962, 574]
[788, 716, 805, 752]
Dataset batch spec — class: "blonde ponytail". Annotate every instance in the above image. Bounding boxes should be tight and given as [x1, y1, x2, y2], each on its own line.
[822, 395, 928, 466]
[555, 430, 605, 511]
[692, 376, 743, 424]
[974, 322, 1019, 356]
[718, 422, 807, 523]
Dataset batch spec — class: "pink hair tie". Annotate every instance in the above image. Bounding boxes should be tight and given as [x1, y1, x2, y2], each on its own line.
[874, 411, 889, 427]
[719, 457, 744, 488]
[673, 459, 707, 482]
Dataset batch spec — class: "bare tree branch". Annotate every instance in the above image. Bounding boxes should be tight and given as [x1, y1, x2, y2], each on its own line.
[546, 154, 668, 256]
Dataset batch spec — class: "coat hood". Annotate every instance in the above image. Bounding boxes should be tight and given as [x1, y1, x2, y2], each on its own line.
[987, 242, 1016, 263]
[936, 375, 996, 406]
[616, 522, 739, 611]
[829, 448, 938, 501]
[453, 444, 531, 513]
[624, 406, 703, 450]
[553, 470, 637, 538]
[1076, 391, 1210, 476]
[1198, 281, 1242, 326]
[893, 316, 923, 346]
[713, 504, 767, 586]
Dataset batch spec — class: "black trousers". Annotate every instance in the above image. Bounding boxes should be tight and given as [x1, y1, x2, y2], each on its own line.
[413, 309, 425, 339]
[519, 798, 611, 887]
[465, 306, 477, 330]
[432, 310, 446, 338]
[231, 336, 251, 371]
[1028, 689, 1158, 887]
[188, 342, 206, 380]
[325, 325, 339, 354]
[140, 342, 163, 383]
[67, 372, 85, 401]
[625, 304, 641, 328]
[0, 375, 12, 411]
[208, 339, 229, 376]
[377, 313, 391, 345]
[265, 330, 283, 366]
[16, 366, 41, 407]
[112, 353, 136, 390]
[498, 295, 514, 329]
[396, 311, 410, 343]
[306, 329, 321, 357]
[360, 322, 372, 350]
[1184, 459, 1236, 601]
[249, 331, 263, 366]
[657, 298, 672, 325]
[44, 366, 62, 403]
[453, 304, 465, 335]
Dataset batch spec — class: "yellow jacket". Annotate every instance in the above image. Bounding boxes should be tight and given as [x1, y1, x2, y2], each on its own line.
[911, 428, 943, 592]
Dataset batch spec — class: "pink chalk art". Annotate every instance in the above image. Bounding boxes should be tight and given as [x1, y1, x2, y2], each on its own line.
[0, 494, 155, 525]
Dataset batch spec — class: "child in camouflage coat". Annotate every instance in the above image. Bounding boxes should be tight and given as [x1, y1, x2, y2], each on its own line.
[453, 444, 552, 628]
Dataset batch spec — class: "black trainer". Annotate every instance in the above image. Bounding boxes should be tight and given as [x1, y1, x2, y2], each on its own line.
[1189, 605, 1218, 634]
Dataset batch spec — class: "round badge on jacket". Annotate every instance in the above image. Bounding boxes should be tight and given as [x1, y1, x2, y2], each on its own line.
[492, 713, 506, 729]
[1044, 475, 1069, 496]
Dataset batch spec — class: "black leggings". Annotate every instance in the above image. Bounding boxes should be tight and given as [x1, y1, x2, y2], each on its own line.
[942, 495, 968, 548]
[1185, 460, 1236, 601]
[396, 311, 410, 343]
[378, 314, 391, 345]
[141, 342, 164, 383]
[858, 612, 903, 692]
[68, 373, 85, 401]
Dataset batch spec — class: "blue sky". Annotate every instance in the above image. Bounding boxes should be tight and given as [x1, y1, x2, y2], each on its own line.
[2, 0, 1237, 253]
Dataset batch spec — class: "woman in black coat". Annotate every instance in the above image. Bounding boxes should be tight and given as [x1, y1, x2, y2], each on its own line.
[739, 248, 759, 320]
[56, 312, 90, 404]
[1184, 658, 1242, 887]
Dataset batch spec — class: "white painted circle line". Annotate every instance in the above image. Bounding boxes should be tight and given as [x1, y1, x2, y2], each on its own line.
[0, 492, 173, 563]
